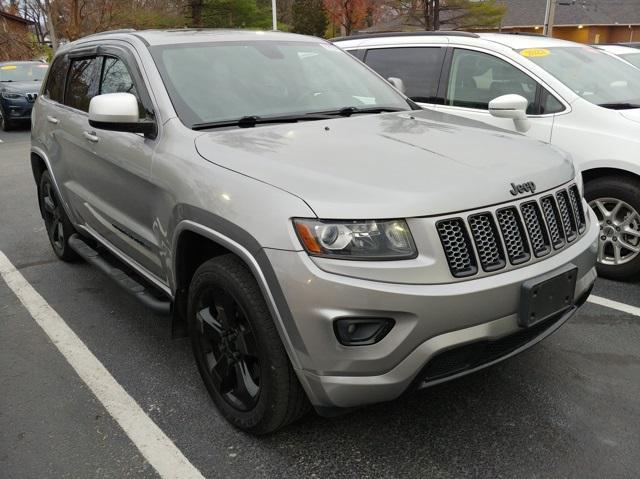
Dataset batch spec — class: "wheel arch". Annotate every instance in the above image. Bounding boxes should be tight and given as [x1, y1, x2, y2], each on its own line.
[582, 167, 640, 185]
[170, 220, 307, 371]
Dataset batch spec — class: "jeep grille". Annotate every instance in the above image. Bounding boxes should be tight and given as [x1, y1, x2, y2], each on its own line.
[437, 184, 587, 277]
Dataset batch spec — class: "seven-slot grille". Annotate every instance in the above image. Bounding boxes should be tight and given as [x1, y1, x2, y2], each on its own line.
[437, 185, 587, 278]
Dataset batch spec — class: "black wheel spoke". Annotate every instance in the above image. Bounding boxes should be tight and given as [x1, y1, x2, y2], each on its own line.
[43, 195, 56, 214]
[50, 217, 61, 242]
[232, 360, 259, 408]
[211, 354, 232, 391]
[196, 307, 223, 342]
[235, 328, 255, 357]
[214, 291, 238, 330]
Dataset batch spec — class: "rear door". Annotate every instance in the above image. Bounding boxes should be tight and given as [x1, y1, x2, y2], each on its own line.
[361, 46, 446, 109]
[34, 53, 71, 195]
[437, 48, 564, 142]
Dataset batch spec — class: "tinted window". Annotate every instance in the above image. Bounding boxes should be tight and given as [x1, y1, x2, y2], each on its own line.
[45, 56, 68, 103]
[99, 57, 145, 118]
[101, 57, 138, 96]
[446, 49, 537, 114]
[347, 49, 365, 61]
[65, 57, 100, 112]
[365, 47, 445, 103]
[540, 88, 564, 114]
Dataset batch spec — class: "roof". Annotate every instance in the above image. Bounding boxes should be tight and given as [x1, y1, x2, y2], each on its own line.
[593, 44, 640, 55]
[66, 28, 318, 49]
[477, 32, 583, 49]
[496, 0, 640, 27]
[334, 31, 583, 51]
[0, 10, 34, 25]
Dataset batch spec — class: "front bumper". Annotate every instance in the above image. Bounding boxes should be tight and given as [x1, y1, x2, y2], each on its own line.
[265, 211, 598, 409]
[1, 98, 34, 121]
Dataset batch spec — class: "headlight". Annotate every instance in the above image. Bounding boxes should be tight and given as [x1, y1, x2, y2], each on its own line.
[293, 218, 417, 260]
[1, 92, 23, 100]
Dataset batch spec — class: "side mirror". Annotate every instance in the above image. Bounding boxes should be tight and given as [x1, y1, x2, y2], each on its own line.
[88, 93, 155, 136]
[488, 94, 531, 132]
[387, 77, 406, 94]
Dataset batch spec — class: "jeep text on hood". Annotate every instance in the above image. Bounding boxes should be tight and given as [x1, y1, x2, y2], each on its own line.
[195, 109, 575, 219]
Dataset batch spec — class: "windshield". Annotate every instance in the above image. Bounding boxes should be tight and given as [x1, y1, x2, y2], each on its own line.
[150, 41, 410, 127]
[0, 63, 48, 82]
[522, 46, 640, 109]
[620, 52, 640, 69]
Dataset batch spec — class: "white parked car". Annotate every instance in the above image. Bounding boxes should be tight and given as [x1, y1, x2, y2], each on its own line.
[334, 32, 640, 280]
[593, 44, 640, 69]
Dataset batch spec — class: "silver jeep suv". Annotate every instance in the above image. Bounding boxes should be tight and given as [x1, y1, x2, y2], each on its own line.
[31, 29, 598, 434]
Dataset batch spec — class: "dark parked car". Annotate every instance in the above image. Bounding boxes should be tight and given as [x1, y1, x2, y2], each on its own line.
[0, 61, 48, 131]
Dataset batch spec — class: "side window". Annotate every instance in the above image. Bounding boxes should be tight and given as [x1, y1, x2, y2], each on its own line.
[346, 49, 365, 61]
[64, 57, 100, 112]
[446, 49, 538, 114]
[364, 47, 445, 103]
[539, 88, 565, 114]
[44, 55, 69, 103]
[99, 57, 145, 118]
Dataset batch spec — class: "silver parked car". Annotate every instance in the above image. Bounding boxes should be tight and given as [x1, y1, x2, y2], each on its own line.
[31, 29, 598, 434]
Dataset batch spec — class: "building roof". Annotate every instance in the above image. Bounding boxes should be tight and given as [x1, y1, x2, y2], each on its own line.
[0, 10, 34, 25]
[497, 0, 640, 27]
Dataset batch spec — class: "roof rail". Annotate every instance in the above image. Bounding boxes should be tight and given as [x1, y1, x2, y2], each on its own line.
[501, 32, 546, 37]
[80, 28, 137, 40]
[331, 31, 480, 42]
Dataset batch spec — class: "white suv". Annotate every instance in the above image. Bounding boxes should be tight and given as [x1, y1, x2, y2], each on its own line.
[334, 32, 640, 280]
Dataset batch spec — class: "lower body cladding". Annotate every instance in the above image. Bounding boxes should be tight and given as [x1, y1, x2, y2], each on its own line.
[265, 219, 598, 411]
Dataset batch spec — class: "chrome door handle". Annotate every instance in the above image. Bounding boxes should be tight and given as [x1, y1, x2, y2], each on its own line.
[46, 116, 59, 124]
[83, 131, 99, 143]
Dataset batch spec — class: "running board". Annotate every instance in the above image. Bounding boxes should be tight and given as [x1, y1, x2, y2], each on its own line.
[68, 234, 171, 315]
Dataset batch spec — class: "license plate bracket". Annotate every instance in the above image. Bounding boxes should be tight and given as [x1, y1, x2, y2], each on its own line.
[519, 265, 577, 328]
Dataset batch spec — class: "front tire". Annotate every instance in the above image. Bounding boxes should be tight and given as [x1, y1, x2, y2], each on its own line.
[188, 255, 309, 434]
[38, 170, 79, 262]
[585, 175, 640, 281]
[0, 107, 12, 131]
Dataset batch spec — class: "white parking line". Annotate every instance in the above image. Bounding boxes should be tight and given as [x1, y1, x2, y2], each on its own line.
[0, 251, 205, 479]
[588, 294, 640, 318]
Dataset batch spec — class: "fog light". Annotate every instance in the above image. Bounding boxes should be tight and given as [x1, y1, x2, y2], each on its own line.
[334, 318, 394, 346]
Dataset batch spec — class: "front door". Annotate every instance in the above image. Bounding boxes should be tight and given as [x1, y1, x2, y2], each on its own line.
[437, 48, 563, 143]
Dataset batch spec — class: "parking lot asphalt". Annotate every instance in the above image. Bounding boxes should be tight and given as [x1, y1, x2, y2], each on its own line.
[1, 127, 639, 478]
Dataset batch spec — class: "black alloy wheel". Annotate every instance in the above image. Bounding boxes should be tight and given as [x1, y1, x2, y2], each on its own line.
[188, 255, 309, 434]
[194, 287, 261, 411]
[38, 170, 78, 262]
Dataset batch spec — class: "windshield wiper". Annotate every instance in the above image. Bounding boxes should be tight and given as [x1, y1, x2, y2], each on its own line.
[598, 102, 640, 110]
[311, 106, 408, 117]
[191, 113, 334, 130]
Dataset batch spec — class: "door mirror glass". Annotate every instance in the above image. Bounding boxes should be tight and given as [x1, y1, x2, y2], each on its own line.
[88, 93, 154, 135]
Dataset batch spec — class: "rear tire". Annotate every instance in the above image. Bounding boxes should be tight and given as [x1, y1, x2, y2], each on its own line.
[188, 255, 309, 434]
[585, 175, 640, 281]
[38, 170, 79, 262]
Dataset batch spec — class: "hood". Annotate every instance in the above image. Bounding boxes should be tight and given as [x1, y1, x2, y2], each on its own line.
[620, 108, 640, 124]
[1, 80, 42, 94]
[194, 109, 575, 219]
